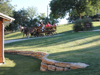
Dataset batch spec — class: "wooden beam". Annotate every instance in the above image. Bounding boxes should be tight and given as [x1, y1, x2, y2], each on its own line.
[3, 18, 10, 22]
[0, 17, 3, 63]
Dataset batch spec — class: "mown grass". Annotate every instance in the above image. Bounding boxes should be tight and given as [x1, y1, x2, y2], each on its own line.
[0, 54, 41, 75]
[2, 22, 100, 75]
[4, 31, 100, 75]
[92, 22, 100, 29]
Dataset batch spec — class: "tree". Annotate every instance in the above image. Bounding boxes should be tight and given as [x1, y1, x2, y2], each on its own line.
[6, 9, 29, 31]
[13, 9, 29, 26]
[50, 0, 100, 19]
[0, 0, 14, 16]
[26, 6, 38, 27]
[27, 6, 38, 20]
[49, 13, 59, 24]
[37, 13, 46, 21]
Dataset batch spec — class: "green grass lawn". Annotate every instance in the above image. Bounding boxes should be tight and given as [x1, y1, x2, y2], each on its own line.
[2, 22, 100, 75]
[0, 54, 41, 75]
[92, 22, 100, 29]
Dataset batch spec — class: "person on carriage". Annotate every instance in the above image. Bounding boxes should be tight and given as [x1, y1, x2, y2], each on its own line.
[41, 21, 45, 27]
[52, 23, 56, 30]
[37, 22, 41, 27]
[45, 22, 53, 31]
[50, 24, 52, 27]
[46, 22, 53, 27]
[41, 21, 45, 31]
[53, 23, 56, 26]
[46, 22, 50, 27]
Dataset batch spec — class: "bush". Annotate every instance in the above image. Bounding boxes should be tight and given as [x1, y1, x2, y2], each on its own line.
[73, 18, 93, 32]
[83, 18, 92, 23]
[73, 19, 84, 32]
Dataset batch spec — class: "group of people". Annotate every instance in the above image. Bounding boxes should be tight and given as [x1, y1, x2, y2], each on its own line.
[37, 22, 56, 32]
[37, 22, 56, 27]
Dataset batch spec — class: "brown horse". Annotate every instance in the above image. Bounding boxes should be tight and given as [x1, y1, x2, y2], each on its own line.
[20, 26, 37, 38]
[19, 26, 29, 38]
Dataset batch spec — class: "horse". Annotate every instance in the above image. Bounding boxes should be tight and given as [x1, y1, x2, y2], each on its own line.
[20, 26, 37, 38]
[30, 27, 39, 37]
[19, 26, 30, 38]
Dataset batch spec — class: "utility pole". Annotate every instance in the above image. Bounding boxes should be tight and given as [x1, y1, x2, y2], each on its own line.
[47, 5, 48, 19]
[47, 5, 49, 22]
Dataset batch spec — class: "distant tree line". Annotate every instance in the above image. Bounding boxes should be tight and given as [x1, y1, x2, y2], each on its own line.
[50, 0, 100, 22]
[67, 14, 100, 23]
[0, 0, 58, 31]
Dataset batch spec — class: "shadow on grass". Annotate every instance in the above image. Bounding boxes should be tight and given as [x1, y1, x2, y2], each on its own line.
[5, 31, 100, 49]
[5, 32, 22, 39]
[93, 26, 100, 30]
[2, 44, 100, 75]
[1, 46, 100, 75]
[0, 54, 41, 75]
[46, 45, 100, 75]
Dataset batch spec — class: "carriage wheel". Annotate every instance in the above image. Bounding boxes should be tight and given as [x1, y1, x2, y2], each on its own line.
[45, 32, 51, 36]
[51, 32, 54, 36]
[45, 33, 49, 36]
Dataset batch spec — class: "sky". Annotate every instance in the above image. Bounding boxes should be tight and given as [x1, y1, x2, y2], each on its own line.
[11, 0, 68, 25]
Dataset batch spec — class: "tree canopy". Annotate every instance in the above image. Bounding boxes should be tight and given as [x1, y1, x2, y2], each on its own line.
[0, 0, 14, 16]
[27, 6, 38, 20]
[50, 0, 100, 19]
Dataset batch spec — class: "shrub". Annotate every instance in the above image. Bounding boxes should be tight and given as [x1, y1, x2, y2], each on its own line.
[83, 17, 92, 23]
[73, 19, 84, 32]
[73, 18, 93, 32]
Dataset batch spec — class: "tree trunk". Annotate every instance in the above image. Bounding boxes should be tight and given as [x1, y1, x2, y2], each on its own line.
[79, 13, 81, 19]
[76, 7, 81, 19]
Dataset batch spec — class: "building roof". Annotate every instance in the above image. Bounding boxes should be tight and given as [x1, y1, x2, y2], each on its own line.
[0, 13, 15, 22]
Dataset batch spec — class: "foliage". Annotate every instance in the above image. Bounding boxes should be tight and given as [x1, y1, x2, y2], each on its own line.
[73, 18, 93, 32]
[83, 17, 92, 23]
[27, 6, 38, 20]
[5, 7, 39, 31]
[5, 9, 29, 31]
[0, 0, 15, 31]
[73, 19, 84, 32]
[49, 13, 59, 24]
[37, 13, 46, 21]
[50, 0, 100, 19]
[13, 9, 29, 26]
[5, 5, 59, 31]
[0, 0, 14, 16]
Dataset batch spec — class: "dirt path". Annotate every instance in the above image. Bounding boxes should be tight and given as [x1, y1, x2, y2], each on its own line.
[92, 29, 100, 31]
[4, 34, 64, 44]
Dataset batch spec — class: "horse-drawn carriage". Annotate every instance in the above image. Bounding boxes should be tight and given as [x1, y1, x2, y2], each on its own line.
[20, 25, 57, 38]
[36, 25, 56, 36]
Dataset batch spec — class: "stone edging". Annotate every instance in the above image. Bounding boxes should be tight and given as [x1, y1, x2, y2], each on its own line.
[4, 50, 89, 71]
